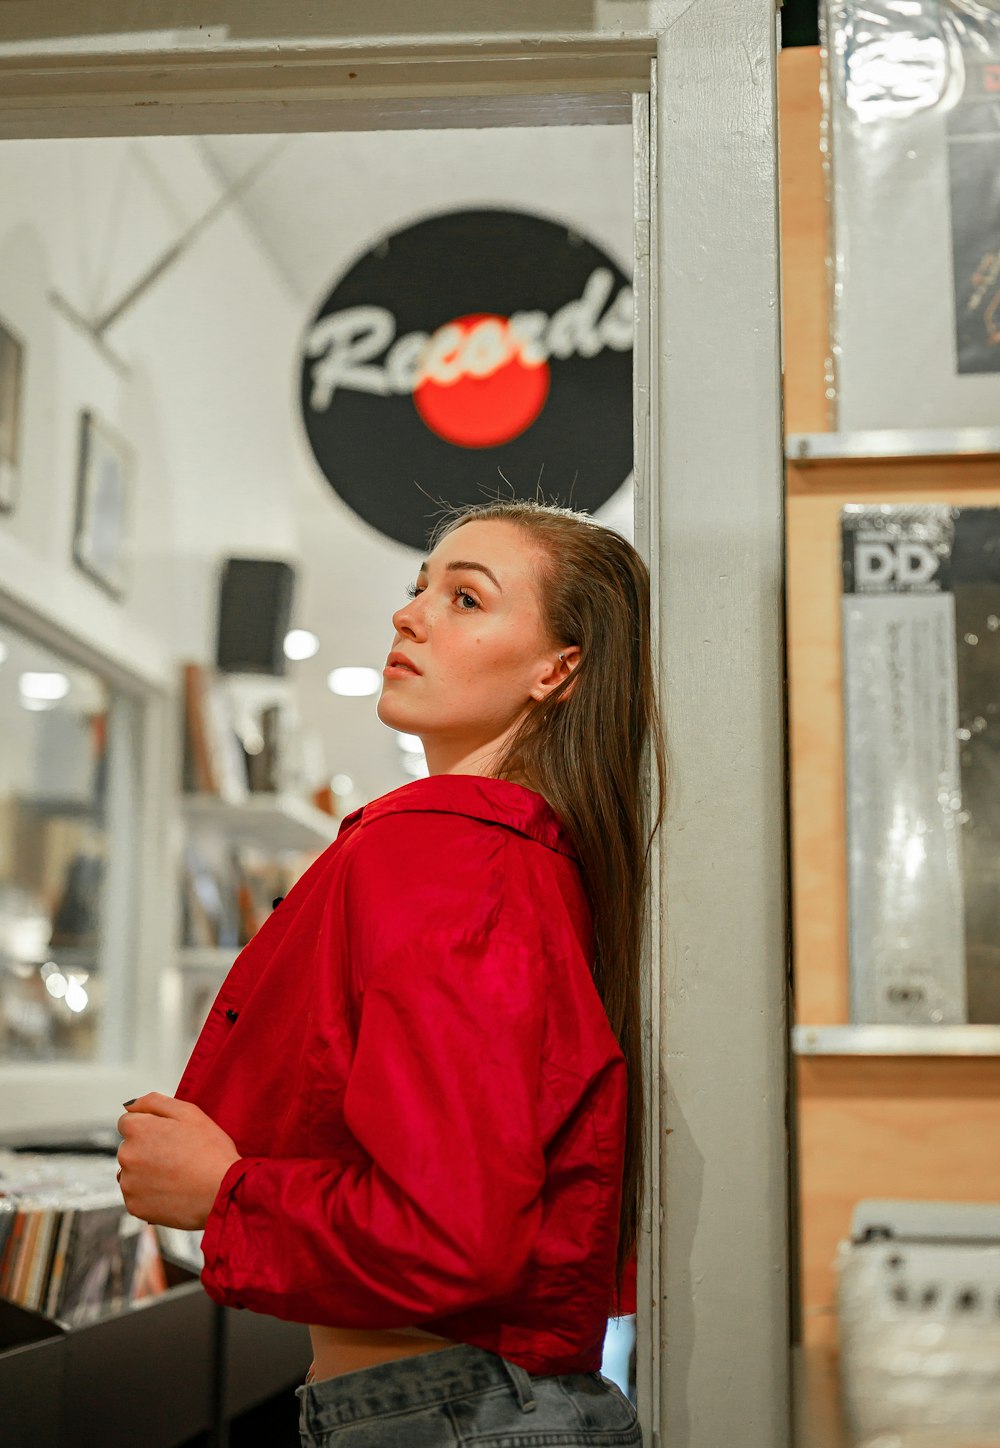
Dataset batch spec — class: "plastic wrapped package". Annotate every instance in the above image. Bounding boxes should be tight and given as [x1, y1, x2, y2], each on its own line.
[837, 1200, 1000, 1447]
[840, 502, 1000, 1024]
[841, 505, 966, 1025]
[822, 0, 1000, 428]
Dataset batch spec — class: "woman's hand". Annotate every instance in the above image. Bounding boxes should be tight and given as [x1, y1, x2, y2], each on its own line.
[116, 1093, 241, 1230]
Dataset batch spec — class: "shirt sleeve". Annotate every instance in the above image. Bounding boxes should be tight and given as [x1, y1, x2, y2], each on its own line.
[197, 867, 547, 1326]
[611, 1247, 637, 1318]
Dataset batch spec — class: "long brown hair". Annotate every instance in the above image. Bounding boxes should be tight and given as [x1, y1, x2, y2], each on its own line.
[427, 497, 668, 1309]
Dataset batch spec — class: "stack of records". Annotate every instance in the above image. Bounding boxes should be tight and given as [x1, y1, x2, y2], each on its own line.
[0, 1150, 169, 1326]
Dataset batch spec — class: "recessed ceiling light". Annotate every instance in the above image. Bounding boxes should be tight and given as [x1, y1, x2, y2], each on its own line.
[19, 671, 70, 701]
[328, 667, 381, 697]
[401, 753, 429, 778]
[397, 733, 424, 754]
[284, 629, 320, 661]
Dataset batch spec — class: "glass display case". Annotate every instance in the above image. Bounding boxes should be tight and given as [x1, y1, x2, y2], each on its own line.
[0, 620, 141, 1066]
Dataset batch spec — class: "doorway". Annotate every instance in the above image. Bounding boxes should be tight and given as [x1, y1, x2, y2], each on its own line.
[0, 10, 787, 1446]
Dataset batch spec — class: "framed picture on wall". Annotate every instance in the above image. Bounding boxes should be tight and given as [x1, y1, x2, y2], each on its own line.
[0, 318, 24, 513]
[72, 410, 134, 599]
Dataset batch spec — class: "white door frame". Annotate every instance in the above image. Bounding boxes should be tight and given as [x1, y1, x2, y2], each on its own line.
[0, 6, 789, 1446]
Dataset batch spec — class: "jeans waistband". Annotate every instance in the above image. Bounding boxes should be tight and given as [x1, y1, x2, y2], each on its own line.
[295, 1342, 558, 1431]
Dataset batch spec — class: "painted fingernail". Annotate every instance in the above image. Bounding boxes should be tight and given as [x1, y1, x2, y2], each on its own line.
[123, 1098, 136, 1106]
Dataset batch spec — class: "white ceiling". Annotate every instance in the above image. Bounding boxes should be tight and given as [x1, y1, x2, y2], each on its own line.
[195, 127, 635, 309]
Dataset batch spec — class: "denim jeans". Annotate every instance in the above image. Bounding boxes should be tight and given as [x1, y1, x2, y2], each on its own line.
[295, 1342, 643, 1447]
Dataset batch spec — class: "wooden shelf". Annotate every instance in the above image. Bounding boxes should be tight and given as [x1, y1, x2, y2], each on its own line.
[793, 1024, 1000, 1057]
[786, 426, 1000, 463]
[792, 1345, 848, 1448]
[181, 792, 338, 853]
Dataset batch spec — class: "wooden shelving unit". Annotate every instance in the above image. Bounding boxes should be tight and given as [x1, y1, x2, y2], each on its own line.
[786, 443, 1000, 1362]
[792, 1346, 849, 1448]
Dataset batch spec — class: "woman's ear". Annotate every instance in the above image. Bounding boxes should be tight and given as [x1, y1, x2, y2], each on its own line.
[531, 646, 581, 703]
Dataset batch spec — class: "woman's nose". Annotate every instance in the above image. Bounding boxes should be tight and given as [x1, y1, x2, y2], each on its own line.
[391, 600, 421, 636]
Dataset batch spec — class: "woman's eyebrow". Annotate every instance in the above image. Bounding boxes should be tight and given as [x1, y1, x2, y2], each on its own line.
[418, 559, 503, 593]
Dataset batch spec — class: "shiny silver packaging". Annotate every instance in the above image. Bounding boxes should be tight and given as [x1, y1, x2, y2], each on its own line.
[841, 505, 966, 1024]
[823, 0, 1000, 427]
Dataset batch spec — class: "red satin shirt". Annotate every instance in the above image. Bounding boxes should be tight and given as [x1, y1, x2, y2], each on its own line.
[176, 772, 636, 1375]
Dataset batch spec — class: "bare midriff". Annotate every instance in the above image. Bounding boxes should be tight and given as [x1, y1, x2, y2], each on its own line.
[307, 1324, 454, 1384]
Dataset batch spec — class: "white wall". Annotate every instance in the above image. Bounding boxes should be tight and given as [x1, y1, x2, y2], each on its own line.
[0, 126, 634, 805]
[0, 134, 303, 685]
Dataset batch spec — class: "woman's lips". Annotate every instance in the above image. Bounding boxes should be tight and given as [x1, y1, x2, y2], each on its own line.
[383, 662, 420, 676]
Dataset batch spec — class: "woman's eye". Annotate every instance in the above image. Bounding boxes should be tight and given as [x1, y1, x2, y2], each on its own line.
[403, 583, 479, 610]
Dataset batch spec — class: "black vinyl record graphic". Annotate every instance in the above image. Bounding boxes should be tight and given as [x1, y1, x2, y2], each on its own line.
[299, 208, 633, 551]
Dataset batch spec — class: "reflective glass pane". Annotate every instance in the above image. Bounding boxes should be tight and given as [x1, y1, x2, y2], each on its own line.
[0, 622, 136, 1063]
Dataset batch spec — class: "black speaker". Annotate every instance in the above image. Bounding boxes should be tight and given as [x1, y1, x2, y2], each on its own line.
[215, 558, 297, 676]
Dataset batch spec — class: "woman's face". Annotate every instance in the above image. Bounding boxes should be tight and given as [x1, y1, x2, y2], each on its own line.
[377, 519, 574, 774]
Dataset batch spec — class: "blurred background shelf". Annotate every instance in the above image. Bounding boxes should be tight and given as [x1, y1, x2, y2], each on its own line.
[14, 795, 102, 820]
[176, 947, 241, 972]
[181, 793, 338, 854]
[38, 946, 99, 967]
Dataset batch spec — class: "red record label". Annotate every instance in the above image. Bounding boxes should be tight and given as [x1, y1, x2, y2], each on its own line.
[412, 313, 551, 449]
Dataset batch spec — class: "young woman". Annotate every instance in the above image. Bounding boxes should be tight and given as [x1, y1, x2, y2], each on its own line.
[116, 498, 666, 1447]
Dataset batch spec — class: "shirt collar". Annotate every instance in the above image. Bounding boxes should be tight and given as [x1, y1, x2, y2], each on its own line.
[337, 773, 578, 860]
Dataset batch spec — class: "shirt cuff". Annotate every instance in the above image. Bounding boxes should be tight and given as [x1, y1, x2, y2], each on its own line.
[199, 1156, 256, 1307]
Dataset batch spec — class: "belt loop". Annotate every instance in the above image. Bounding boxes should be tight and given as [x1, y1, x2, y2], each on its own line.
[501, 1357, 537, 1412]
[294, 1377, 313, 1438]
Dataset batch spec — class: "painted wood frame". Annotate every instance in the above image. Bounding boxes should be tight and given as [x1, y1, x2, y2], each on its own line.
[0, 5, 788, 1445]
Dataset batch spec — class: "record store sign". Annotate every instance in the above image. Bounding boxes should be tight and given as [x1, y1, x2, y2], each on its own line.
[299, 209, 633, 551]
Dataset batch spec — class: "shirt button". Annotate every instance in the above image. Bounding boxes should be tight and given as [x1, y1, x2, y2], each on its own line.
[272, 896, 285, 910]
[225, 1008, 239, 1023]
